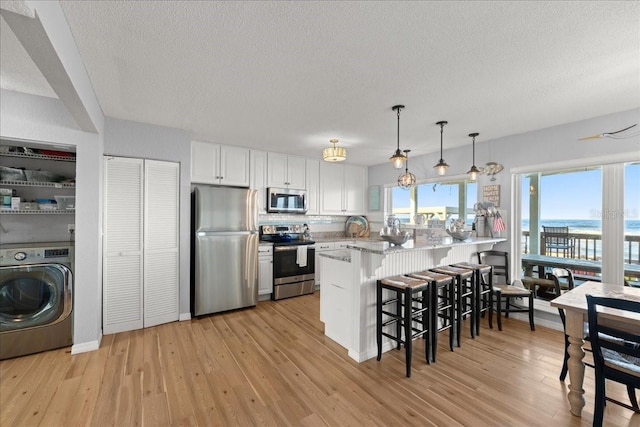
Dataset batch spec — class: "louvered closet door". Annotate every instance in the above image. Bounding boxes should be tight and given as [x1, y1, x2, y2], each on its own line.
[103, 157, 144, 334]
[144, 160, 179, 327]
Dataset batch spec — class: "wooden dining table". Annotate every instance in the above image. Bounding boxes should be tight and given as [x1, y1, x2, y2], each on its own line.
[550, 281, 640, 417]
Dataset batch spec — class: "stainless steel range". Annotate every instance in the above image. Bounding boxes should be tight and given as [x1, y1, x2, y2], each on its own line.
[260, 225, 315, 300]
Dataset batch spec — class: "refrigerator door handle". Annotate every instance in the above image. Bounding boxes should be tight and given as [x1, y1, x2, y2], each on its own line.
[245, 233, 258, 292]
[249, 189, 258, 231]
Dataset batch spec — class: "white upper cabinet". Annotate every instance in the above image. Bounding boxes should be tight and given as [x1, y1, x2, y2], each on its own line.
[343, 164, 366, 214]
[305, 158, 320, 215]
[191, 140, 250, 187]
[267, 153, 306, 189]
[319, 163, 367, 215]
[250, 150, 268, 214]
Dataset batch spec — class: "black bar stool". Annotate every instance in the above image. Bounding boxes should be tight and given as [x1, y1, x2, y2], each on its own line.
[376, 275, 431, 377]
[430, 265, 476, 347]
[407, 270, 454, 363]
[451, 261, 493, 335]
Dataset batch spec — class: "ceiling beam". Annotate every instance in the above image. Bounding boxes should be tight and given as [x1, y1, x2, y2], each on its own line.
[1, 3, 102, 133]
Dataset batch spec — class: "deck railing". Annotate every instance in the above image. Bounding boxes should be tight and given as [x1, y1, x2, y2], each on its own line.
[521, 231, 640, 264]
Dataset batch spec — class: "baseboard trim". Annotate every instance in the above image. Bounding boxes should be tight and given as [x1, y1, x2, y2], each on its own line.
[179, 312, 191, 321]
[71, 333, 102, 355]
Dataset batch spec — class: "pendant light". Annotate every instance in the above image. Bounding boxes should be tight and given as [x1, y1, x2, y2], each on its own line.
[466, 132, 482, 181]
[389, 105, 406, 169]
[323, 139, 346, 162]
[397, 149, 416, 189]
[433, 121, 449, 176]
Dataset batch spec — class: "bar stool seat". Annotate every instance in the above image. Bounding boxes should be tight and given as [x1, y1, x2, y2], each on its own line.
[407, 271, 454, 362]
[451, 262, 494, 334]
[430, 265, 476, 347]
[376, 275, 431, 377]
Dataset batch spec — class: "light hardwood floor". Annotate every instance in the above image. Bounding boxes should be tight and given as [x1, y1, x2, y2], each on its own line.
[1, 292, 638, 426]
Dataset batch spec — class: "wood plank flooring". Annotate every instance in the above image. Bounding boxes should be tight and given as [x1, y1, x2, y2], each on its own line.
[1, 292, 638, 426]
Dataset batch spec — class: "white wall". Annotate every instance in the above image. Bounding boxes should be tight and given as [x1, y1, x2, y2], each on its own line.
[104, 117, 191, 317]
[0, 89, 104, 353]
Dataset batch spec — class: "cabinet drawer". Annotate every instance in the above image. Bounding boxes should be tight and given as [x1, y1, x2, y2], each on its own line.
[315, 242, 335, 252]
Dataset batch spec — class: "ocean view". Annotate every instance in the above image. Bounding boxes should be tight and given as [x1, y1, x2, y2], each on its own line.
[522, 219, 640, 235]
[521, 219, 640, 262]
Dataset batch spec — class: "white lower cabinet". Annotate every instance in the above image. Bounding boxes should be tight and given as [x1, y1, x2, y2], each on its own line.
[314, 241, 355, 288]
[258, 244, 273, 297]
[103, 157, 180, 334]
[314, 242, 335, 287]
[320, 257, 352, 347]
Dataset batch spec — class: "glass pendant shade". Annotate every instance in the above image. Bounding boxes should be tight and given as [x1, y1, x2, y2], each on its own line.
[467, 165, 481, 181]
[397, 149, 416, 189]
[434, 160, 449, 176]
[390, 149, 406, 169]
[433, 121, 449, 175]
[390, 105, 406, 169]
[466, 132, 482, 181]
[323, 139, 346, 162]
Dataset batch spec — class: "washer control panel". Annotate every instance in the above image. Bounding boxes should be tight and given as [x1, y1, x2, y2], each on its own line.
[0, 245, 72, 266]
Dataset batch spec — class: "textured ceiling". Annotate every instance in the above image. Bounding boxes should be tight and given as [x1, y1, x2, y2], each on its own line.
[2, 1, 639, 165]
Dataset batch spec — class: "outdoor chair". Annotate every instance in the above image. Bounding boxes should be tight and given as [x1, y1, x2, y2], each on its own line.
[586, 295, 640, 426]
[542, 226, 574, 257]
[476, 250, 535, 331]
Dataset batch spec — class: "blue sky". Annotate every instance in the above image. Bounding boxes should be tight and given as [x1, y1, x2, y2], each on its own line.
[522, 163, 640, 220]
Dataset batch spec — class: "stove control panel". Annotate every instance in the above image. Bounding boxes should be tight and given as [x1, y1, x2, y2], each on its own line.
[260, 224, 302, 235]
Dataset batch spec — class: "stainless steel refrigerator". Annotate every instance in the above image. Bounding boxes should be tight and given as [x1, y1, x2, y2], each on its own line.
[191, 185, 258, 316]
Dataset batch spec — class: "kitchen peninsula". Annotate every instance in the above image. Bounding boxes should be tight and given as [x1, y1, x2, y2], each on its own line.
[319, 237, 506, 362]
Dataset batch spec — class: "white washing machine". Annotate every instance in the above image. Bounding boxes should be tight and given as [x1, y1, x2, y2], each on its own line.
[0, 242, 73, 360]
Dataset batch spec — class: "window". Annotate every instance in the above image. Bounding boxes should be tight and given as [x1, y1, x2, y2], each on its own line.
[515, 159, 639, 286]
[390, 180, 478, 226]
[521, 167, 603, 260]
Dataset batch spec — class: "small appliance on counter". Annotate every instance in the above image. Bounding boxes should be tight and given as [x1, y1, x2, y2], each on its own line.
[259, 224, 315, 300]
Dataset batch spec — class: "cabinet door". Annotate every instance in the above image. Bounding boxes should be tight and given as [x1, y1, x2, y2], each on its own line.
[220, 145, 250, 187]
[258, 256, 273, 296]
[314, 242, 335, 287]
[286, 156, 306, 189]
[267, 152, 288, 187]
[343, 164, 366, 214]
[319, 162, 345, 215]
[103, 157, 144, 334]
[250, 150, 268, 214]
[144, 160, 180, 328]
[191, 140, 218, 184]
[305, 158, 320, 214]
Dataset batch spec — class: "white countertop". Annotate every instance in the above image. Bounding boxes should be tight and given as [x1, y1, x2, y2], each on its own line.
[345, 237, 506, 255]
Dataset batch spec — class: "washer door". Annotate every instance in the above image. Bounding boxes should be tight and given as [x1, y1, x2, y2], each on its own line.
[0, 264, 72, 332]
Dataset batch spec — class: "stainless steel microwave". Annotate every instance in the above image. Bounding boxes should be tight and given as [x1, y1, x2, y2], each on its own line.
[267, 188, 307, 214]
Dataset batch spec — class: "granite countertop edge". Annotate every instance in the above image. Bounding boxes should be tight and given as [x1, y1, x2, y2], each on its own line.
[345, 237, 507, 255]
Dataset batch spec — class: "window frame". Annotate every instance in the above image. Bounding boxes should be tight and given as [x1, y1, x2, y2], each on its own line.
[511, 152, 638, 290]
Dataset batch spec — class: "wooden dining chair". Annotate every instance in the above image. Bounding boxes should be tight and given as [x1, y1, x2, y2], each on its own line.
[546, 268, 593, 381]
[586, 295, 640, 426]
[476, 250, 535, 331]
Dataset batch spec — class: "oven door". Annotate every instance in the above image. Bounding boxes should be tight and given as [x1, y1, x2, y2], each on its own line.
[273, 245, 315, 280]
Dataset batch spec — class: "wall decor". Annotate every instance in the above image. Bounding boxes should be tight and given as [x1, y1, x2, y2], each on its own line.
[368, 185, 381, 211]
[483, 184, 500, 207]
